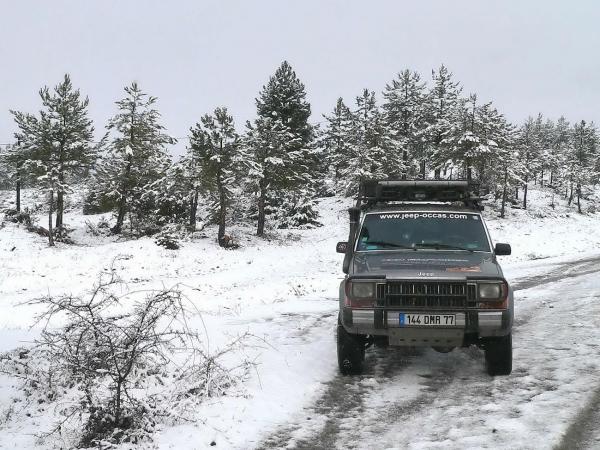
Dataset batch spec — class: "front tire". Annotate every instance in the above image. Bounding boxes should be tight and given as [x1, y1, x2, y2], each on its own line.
[484, 334, 512, 376]
[337, 316, 365, 375]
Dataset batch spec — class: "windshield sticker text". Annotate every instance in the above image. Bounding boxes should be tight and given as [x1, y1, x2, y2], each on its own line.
[378, 212, 469, 220]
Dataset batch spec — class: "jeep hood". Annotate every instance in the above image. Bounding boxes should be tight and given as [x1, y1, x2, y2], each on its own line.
[351, 251, 502, 279]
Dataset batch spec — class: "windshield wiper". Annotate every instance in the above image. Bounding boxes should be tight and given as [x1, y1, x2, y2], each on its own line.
[361, 241, 415, 250]
[414, 243, 474, 252]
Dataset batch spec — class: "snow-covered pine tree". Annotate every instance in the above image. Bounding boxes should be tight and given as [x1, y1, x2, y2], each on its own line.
[188, 107, 242, 247]
[154, 156, 192, 226]
[474, 101, 509, 185]
[423, 65, 462, 178]
[11, 75, 95, 244]
[0, 145, 11, 190]
[94, 82, 174, 234]
[450, 96, 512, 186]
[484, 114, 521, 218]
[549, 116, 571, 190]
[516, 115, 543, 209]
[382, 69, 427, 179]
[0, 142, 27, 210]
[319, 97, 354, 194]
[536, 118, 555, 186]
[246, 61, 317, 236]
[568, 120, 597, 212]
[336, 89, 388, 197]
[177, 152, 201, 230]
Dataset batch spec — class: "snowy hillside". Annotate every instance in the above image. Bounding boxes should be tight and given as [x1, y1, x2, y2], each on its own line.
[1, 185, 600, 449]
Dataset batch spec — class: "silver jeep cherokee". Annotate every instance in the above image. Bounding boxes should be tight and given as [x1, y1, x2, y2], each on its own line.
[336, 180, 513, 376]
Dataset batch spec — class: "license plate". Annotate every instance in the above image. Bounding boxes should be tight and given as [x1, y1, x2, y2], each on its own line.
[399, 313, 456, 326]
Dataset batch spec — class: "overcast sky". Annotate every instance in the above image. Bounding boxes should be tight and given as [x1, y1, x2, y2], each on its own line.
[1, 0, 599, 154]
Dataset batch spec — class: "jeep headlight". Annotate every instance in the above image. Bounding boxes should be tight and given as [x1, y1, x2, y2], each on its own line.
[351, 282, 376, 299]
[478, 282, 502, 299]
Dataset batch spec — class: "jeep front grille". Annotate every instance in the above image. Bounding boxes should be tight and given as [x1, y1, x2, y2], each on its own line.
[384, 281, 475, 309]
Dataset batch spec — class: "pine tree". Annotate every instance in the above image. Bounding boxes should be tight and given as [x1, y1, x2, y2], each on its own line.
[423, 65, 462, 178]
[246, 61, 316, 236]
[154, 156, 193, 226]
[488, 117, 520, 218]
[449, 96, 511, 184]
[568, 120, 597, 212]
[516, 115, 543, 209]
[11, 74, 94, 245]
[549, 116, 571, 190]
[341, 89, 388, 196]
[320, 98, 354, 193]
[0, 145, 10, 190]
[0, 142, 27, 210]
[382, 69, 427, 178]
[189, 107, 242, 246]
[536, 118, 555, 186]
[94, 82, 174, 234]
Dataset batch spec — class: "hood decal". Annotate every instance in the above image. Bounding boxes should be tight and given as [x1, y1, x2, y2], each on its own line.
[446, 265, 482, 273]
[352, 251, 500, 277]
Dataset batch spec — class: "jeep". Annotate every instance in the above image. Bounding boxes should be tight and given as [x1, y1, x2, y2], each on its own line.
[336, 180, 513, 376]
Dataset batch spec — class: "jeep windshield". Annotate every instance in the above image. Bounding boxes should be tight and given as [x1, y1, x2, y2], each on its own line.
[356, 211, 491, 252]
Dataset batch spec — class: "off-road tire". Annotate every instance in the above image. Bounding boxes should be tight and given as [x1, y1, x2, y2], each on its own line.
[337, 316, 365, 375]
[484, 334, 512, 376]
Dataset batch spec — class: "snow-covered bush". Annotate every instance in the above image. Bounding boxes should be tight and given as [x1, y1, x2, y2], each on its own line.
[155, 224, 181, 250]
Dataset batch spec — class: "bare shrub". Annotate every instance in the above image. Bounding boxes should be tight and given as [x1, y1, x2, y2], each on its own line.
[84, 218, 110, 237]
[3, 271, 250, 447]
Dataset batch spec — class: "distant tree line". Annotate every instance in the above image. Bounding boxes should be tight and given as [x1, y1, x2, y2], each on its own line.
[1, 63, 599, 247]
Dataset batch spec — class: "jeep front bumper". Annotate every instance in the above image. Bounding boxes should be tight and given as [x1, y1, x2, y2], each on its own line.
[341, 307, 511, 346]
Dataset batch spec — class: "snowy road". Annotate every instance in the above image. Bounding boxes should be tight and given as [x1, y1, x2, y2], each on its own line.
[257, 255, 600, 450]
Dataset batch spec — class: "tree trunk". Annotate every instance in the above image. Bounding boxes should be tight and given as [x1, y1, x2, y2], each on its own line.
[15, 163, 21, 212]
[550, 171, 554, 186]
[188, 189, 198, 230]
[568, 183, 574, 206]
[112, 156, 133, 234]
[257, 180, 266, 237]
[114, 110, 136, 234]
[113, 195, 127, 234]
[114, 381, 122, 426]
[48, 189, 55, 247]
[515, 187, 519, 199]
[56, 144, 65, 229]
[540, 168, 544, 187]
[500, 168, 508, 218]
[434, 168, 441, 180]
[420, 160, 426, 179]
[523, 177, 528, 209]
[56, 190, 63, 229]
[217, 177, 227, 247]
[576, 183, 581, 213]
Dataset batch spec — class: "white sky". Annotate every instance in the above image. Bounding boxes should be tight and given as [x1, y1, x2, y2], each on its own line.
[1, 0, 599, 154]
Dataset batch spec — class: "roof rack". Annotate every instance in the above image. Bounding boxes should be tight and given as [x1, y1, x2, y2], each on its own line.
[358, 179, 483, 211]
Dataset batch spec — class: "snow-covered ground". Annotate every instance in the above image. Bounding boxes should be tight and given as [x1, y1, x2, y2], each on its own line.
[0, 186, 600, 449]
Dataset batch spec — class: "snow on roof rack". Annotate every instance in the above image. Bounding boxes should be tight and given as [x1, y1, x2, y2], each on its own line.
[358, 179, 483, 210]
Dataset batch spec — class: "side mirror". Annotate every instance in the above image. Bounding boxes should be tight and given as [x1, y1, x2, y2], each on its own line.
[494, 243, 511, 256]
[336, 242, 348, 254]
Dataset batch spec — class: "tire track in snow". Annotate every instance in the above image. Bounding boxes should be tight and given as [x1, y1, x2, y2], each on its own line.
[258, 256, 600, 450]
[511, 255, 600, 292]
[555, 383, 600, 450]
